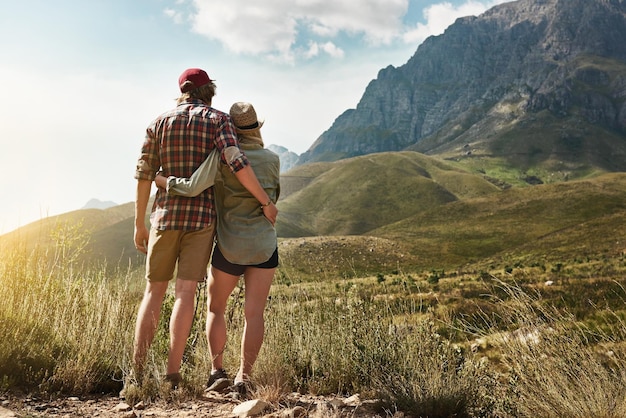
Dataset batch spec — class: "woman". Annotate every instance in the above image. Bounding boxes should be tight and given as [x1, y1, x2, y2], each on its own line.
[156, 102, 280, 398]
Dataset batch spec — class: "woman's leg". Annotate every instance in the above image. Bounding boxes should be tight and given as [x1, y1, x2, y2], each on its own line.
[236, 267, 275, 382]
[205, 266, 240, 371]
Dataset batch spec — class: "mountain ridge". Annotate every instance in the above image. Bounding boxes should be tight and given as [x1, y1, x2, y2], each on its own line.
[296, 0, 626, 184]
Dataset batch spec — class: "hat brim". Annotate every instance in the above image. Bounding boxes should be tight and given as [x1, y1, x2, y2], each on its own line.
[235, 119, 264, 133]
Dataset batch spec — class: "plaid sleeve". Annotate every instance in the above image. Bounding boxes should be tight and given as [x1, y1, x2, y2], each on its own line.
[216, 116, 249, 173]
[134, 127, 160, 181]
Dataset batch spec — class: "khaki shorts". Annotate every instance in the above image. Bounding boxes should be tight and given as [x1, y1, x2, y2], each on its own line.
[145, 226, 215, 282]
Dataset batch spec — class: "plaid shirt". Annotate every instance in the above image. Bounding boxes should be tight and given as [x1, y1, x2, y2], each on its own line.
[135, 99, 249, 230]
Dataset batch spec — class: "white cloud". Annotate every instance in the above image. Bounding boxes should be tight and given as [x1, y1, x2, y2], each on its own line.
[304, 42, 320, 59]
[163, 8, 185, 24]
[170, 0, 408, 62]
[295, 0, 408, 44]
[402, 1, 508, 44]
[305, 41, 344, 59]
[320, 41, 344, 58]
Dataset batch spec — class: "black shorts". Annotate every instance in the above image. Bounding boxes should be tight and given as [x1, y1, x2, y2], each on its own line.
[211, 245, 279, 276]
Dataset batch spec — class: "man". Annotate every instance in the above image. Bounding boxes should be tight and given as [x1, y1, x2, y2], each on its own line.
[132, 68, 277, 388]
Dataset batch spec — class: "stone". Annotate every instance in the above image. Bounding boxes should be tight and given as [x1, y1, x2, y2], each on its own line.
[0, 406, 17, 418]
[232, 399, 271, 417]
[113, 402, 132, 412]
[278, 405, 307, 418]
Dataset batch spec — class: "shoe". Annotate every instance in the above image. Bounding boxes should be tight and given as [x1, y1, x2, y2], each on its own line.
[206, 369, 231, 393]
[227, 381, 249, 400]
[164, 372, 182, 389]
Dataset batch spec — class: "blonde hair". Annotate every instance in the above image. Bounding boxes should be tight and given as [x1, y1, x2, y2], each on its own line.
[177, 81, 217, 105]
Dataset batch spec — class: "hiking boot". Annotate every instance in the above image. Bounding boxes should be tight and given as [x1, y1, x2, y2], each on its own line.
[205, 369, 231, 393]
[164, 372, 182, 389]
[227, 381, 250, 401]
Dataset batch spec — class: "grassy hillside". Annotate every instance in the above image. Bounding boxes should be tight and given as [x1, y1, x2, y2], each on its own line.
[0, 201, 146, 271]
[277, 172, 626, 280]
[432, 110, 625, 187]
[372, 172, 626, 270]
[279, 161, 336, 199]
[276, 151, 501, 237]
[2, 153, 625, 281]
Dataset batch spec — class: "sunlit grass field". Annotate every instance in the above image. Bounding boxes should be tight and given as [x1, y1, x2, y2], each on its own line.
[4, 221, 626, 417]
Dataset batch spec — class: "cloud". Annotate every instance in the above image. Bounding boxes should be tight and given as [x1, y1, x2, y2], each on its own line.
[320, 42, 344, 58]
[305, 41, 344, 59]
[402, 1, 508, 45]
[163, 8, 185, 24]
[170, 0, 408, 62]
[295, 0, 408, 44]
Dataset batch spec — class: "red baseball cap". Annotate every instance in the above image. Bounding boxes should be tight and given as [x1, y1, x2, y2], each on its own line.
[178, 68, 214, 92]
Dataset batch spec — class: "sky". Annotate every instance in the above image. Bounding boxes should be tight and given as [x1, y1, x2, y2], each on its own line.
[0, 0, 509, 234]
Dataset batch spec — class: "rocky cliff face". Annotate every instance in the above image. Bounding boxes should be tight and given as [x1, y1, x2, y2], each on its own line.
[267, 144, 299, 172]
[297, 0, 626, 174]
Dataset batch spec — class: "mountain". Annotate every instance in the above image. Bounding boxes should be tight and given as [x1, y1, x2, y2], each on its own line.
[267, 144, 299, 172]
[81, 198, 118, 210]
[297, 0, 626, 183]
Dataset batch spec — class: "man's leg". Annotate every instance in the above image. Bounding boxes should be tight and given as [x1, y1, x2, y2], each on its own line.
[167, 226, 214, 377]
[133, 281, 169, 376]
[205, 266, 240, 372]
[237, 267, 275, 382]
[166, 279, 199, 375]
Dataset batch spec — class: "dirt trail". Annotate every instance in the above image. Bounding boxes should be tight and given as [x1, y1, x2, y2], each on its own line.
[1, 392, 398, 417]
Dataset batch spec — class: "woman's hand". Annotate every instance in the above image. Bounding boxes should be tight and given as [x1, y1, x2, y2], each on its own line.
[155, 172, 167, 189]
[262, 202, 278, 226]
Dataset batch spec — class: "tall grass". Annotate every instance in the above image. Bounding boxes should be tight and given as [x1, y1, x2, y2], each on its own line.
[474, 282, 626, 418]
[252, 283, 495, 416]
[0, 223, 141, 394]
[3, 225, 626, 417]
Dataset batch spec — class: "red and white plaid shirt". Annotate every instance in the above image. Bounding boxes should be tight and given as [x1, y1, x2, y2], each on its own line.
[135, 99, 249, 230]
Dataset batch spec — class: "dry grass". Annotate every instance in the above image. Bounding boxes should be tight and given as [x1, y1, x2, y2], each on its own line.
[4, 223, 626, 417]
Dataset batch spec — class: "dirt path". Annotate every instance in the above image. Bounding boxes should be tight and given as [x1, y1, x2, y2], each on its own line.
[0, 391, 398, 417]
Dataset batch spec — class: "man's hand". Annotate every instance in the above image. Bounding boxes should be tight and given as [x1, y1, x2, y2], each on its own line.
[262, 202, 278, 226]
[134, 224, 149, 254]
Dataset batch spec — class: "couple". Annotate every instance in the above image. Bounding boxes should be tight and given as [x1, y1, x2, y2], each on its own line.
[132, 67, 280, 398]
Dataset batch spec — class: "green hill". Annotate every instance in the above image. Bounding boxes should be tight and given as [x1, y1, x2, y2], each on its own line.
[0, 201, 146, 271]
[277, 151, 501, 237]
[371, 172, 626, 270]
[2, 153, 625, 280]
[279, 171, 626, 279]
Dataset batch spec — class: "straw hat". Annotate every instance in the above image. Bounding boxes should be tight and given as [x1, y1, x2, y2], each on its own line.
[229, 102, 264, 133]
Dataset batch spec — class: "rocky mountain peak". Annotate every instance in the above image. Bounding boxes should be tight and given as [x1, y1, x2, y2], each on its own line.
[296, 0, 626, 177]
